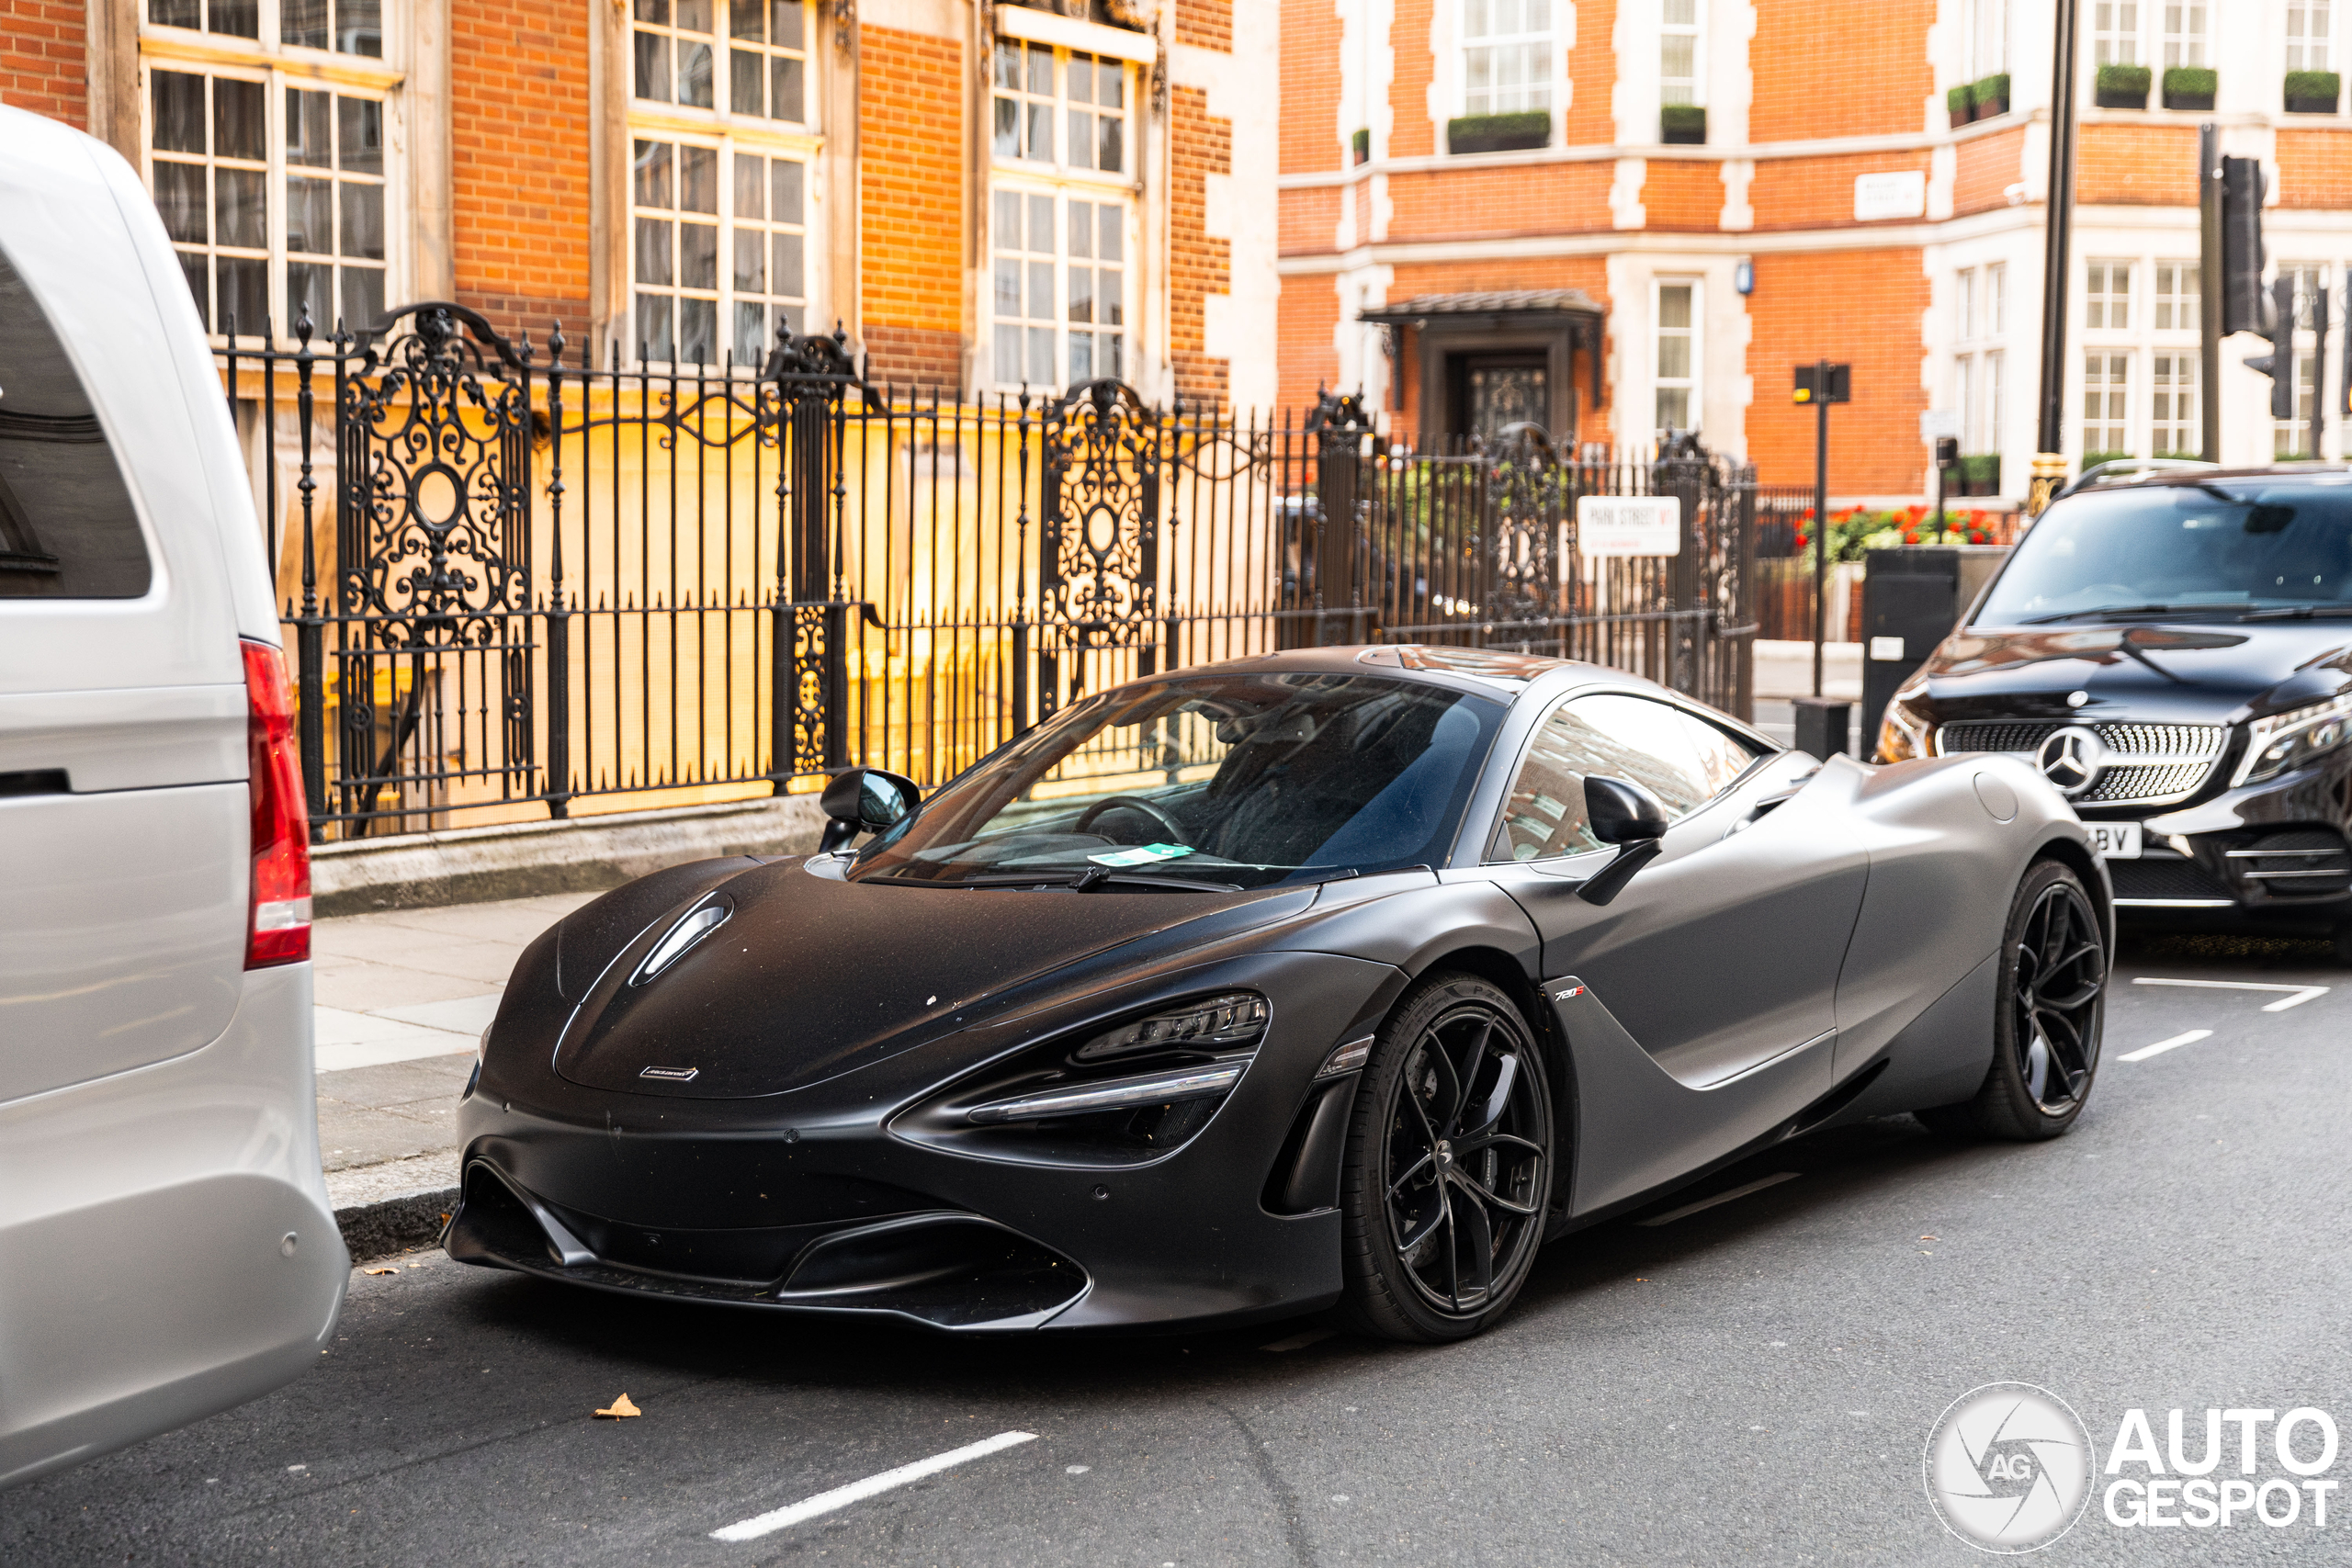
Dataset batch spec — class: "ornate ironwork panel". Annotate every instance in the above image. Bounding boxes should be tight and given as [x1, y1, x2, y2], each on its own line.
[338, 304, 532, 646]
[1041, 379, 1163, 652]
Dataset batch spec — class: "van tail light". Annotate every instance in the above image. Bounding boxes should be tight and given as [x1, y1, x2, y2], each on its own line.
[242, 639, 311, 967]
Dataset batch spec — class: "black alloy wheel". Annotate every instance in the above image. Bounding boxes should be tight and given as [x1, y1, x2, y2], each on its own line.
[1338, 974, 1555, 1342]
[1919, 860, 2108, 1140]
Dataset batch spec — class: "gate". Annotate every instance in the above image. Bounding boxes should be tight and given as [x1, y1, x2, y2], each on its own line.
[219, 312, 1755, 841]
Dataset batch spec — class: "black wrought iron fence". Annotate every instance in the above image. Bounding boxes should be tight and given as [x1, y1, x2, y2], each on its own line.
[220, 305, 1756, 840]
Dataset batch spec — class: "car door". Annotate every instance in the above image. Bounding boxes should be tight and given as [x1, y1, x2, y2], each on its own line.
[1483, 691, 1871, 1213]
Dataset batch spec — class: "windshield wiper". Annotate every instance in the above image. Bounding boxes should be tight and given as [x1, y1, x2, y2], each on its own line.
[2239, 605, 2352, 621]
[864, 867, 1243, 892]
[2021, 604, 2238, 623]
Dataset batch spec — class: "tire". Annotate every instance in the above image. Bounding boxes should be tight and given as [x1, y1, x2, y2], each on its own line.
[1336, 973, 1555, 1343]
[1917, 860, 2108, 1141]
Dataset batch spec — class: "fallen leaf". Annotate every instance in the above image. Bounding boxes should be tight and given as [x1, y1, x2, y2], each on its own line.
[364, 1267, 398, 1276]
[407, 1262, 425, 1269]
[1919, 1235, 1938, 1242]
[595, 1393, 641, 1419]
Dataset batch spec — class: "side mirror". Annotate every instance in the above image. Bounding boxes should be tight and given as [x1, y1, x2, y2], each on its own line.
[1577, 776, 1668, 907]
[1584, 775, 1668, 844]
[818, 767, 921, 853]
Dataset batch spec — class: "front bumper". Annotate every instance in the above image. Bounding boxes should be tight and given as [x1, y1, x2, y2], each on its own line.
[2101, 760, 2352, 931]
[449, 950, 1400, 1332]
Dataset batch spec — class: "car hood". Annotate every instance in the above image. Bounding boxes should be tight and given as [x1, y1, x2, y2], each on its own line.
[550, 859, 1316, 1100]
[1917, 621, 2352, 726]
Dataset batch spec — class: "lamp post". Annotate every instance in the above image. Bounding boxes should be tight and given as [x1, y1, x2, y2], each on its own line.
[2029, 0, 2083, 518]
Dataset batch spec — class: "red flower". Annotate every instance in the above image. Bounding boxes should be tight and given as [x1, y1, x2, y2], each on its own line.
[1905, 531, 1920, 544]
[1795, 532, 1810, 548]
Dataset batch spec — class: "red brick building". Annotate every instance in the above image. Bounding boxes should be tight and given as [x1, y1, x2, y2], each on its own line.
[1277, 0, 2352, 498]
[1, 0, 1277, 406]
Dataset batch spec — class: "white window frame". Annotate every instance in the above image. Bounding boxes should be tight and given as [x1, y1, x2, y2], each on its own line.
[2090, 0, 2140, 65]
[2149, 352, 2199, 457]
[1964, 0, 2007, 80]
[630, 0, 810, 124]
[987, 42, 1139, 391]
[627, 2, 822, 371]
[1459, 0, 1555, 118]
[1651, 276, 1702, 436]
[2082, 351, 2133, 460]
[2084, 257, 2133, 332]
[2288, 0, 2333, 73]
[140, 0, 404, 342]
[1660, 0, 1705, 108]
[2161, 1, 2206, 68]
[625, 133, 812, 372]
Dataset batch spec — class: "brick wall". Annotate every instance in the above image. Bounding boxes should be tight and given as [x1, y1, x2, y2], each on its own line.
[860, 24, 963, 389]
[1388, 0, 1434, 158]
[1280, 0, 1338, 173]
[2075, 124, 2197, 207]
[1274, 276, 1342, 412]
[1643, 159, 1723, 230]
[1563, 0, 1616, 145]
[2274, 129, 2352, 207]
[1746, 248, 1928, 491]
[0, 0, 85, 129]
[451, 0, 591, 343]
[1951, 127, 2024, 217]
[1749, 0, 1933, 143]
[1747, 150, 1929, 230]
[1176, 0, 1232, 52]
[1384, 161, 1613, 241]
[1282, 185, 1344, 255]
[1171, 83, 1233, 404]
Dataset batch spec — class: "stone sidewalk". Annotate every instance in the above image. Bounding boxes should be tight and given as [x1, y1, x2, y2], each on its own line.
[313, 892, 595, 1238]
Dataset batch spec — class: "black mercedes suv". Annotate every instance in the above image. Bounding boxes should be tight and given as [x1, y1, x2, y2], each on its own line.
[1879, 465, 2352, 955]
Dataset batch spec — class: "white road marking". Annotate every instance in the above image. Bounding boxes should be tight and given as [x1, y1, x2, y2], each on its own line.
[2132, 977, 2331, 1012]
[1261, 1328, 1336, 1353]
[1635, 1171, 1801, 1227]
[709, 1431, 1037, 1542]
[2119, 1029, 2213, 1063]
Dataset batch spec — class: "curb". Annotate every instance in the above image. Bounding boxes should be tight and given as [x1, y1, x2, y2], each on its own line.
[338, 1188, 460, 1262]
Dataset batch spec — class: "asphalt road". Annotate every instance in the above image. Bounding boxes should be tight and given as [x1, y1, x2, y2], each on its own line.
[8, 931, 2352, 1567]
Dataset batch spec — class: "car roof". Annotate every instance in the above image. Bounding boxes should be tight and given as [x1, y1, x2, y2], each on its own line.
[1155, 643, 1656, 697]
[2068, 462, 2352, 494]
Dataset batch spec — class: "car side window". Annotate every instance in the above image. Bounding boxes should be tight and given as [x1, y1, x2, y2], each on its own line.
[0, 250, 153, 599]
[1487, 693, 1729, 863]
[1681, 710, 1770, 794]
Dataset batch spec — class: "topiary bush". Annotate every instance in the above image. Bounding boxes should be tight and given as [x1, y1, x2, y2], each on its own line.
[1660, 104, 1707, 144]
[2095, 63, 2151, 107]
[1447, 111, 1550, 155]
[2163, 66, 2216, 109]
[2285, 70, 2341, 111]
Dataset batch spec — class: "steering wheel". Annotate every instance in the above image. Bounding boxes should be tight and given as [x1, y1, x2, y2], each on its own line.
[1073, 795, 1193, 846]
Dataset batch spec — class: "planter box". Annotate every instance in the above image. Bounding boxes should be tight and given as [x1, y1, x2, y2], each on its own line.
[1947, 85, 1974, 127]
[2286, 71, 2341, 112]
[2163, 66, 2216, 111]
[1447, 111, 1550, 155]
[1661, 105, 1707, 144]
[1970, 73, 2010, 119]
[2095, 63, 2151, 108]
[1955, 455, 1999, 496]
[1973, 93, 2009, 118]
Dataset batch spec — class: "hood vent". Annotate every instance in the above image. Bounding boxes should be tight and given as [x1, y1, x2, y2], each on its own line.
[633, 897, 730, 985]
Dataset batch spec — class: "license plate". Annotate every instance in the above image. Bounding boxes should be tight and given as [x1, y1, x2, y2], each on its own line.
[2085, 822, 2143, 859]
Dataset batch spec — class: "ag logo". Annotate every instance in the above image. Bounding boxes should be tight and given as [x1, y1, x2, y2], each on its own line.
[1923, 1382, 2096, 1553]
[2036, 726, 2106, 797]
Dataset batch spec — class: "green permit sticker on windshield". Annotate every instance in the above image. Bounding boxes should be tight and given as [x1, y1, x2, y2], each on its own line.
[1087, 842, 1196, 868]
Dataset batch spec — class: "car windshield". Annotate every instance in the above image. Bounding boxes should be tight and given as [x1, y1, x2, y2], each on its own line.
[1975, 479, 2352, 624]
[851, 672, 1506, 889]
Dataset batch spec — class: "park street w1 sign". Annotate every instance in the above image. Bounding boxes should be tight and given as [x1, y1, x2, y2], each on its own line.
[1577, 494, 1681, 558]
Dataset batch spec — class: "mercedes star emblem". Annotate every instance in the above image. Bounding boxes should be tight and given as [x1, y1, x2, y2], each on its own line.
[2037, 726, 2107, 796]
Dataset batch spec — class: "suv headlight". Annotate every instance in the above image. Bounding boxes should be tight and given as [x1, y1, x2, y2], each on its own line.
[1876, 692, 1934, 763]
[2237, 694, 2352, 786]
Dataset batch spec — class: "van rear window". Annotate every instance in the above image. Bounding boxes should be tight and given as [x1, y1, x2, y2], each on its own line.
[0, 249, 153, 599]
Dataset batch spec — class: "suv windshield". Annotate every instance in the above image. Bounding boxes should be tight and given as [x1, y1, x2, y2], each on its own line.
[852, 672, 1506, 889]
[1976, 479, 2352, 624]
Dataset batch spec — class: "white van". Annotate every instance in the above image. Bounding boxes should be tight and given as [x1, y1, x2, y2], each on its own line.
[0, 107, 346, 1486]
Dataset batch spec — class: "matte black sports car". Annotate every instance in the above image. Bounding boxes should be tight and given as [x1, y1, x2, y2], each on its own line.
[1879, 466, 2352, 954]
[449, 646, 2110, 1342]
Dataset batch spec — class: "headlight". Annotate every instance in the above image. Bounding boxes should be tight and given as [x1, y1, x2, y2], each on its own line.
[1070, 991, 1268, 1062]
[2236, 694, 2352, 785]
[1876, 695, 1934, 763]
